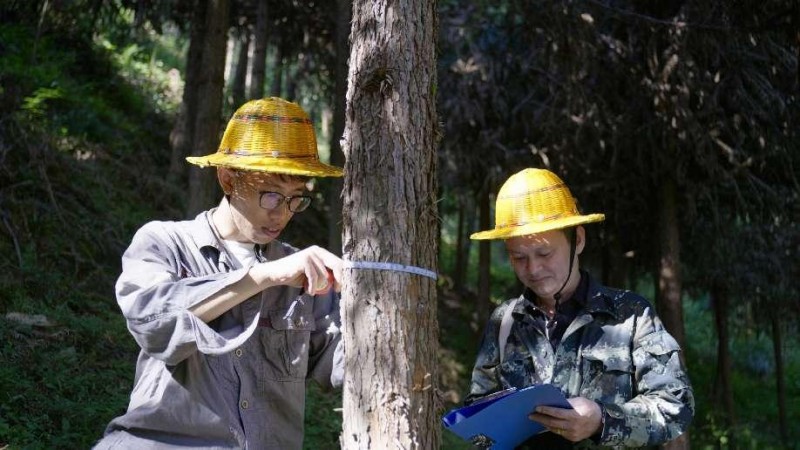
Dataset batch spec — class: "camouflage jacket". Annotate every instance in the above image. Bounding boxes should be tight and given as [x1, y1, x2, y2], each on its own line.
[466, 272, 694, 449]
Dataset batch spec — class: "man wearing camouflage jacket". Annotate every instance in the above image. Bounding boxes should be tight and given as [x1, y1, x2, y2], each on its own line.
[466, 168, 694, 449]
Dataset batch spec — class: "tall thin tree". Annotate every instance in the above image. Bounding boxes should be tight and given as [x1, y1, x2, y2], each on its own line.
[168, 0, 208, 184]
[230, 24, 250, 108]
[327, 0, 351, 254]
[186, 0, 229, 216]
[248, 0, 268, 100]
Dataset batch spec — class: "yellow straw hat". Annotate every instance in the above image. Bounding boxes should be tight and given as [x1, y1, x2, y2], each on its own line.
[186, 97, 343, 177]
[470, 168, 605, 240]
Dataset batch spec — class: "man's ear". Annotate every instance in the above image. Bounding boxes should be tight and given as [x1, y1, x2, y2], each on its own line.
[217, 168, 235, 195]
[575, 226, 586, 255]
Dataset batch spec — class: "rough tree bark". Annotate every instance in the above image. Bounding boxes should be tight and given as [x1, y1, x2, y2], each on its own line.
[186, 0, 229, 216]
[340, 0, 439, 448]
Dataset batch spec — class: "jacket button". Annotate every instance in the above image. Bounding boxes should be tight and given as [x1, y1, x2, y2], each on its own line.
[235, 348, 243, 357]
[240, 400, 249, 409]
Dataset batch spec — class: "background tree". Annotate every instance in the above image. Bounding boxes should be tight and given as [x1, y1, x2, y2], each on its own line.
[167, 1, 205, 184]
[326, 0, 352, 255]
[229, 22, 250, 108]
[185, 0, 230, 215]
[340, 0, 440, 448]
[249, 0, 269, 99]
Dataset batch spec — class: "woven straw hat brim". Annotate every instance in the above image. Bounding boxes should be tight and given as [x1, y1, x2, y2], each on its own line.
[186, 153, 343, 177]
[470, 213, 605, 240]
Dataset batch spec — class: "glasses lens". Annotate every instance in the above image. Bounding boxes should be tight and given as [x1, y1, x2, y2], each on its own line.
[289, 196, 312, 212]
[260, 192, 284, 210]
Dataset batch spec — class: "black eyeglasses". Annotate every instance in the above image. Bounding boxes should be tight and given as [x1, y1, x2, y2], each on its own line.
[259, 191, 312, 212]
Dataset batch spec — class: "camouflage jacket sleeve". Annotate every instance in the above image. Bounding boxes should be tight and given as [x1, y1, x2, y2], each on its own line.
[598, 305, 695, 447]
[464, 301, 509, 405]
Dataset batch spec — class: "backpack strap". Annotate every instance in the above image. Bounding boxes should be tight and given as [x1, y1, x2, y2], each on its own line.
[497, 298, 520, 364]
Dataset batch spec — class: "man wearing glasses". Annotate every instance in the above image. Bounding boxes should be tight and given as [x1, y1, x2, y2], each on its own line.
[95, 98, 344, 450]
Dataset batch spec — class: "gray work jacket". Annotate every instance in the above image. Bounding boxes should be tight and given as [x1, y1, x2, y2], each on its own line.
[94, 209, 343, 450]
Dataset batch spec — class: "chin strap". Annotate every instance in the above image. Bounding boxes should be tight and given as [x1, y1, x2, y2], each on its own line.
[553, 228, 578, 307]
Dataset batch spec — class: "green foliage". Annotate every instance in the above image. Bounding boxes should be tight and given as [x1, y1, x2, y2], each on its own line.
[437, 292, 481, 450]
[0, 16, 180, 450]
[683, 297, 800, 449]
[0, 310, 137, 449]
[438, 195, 521, 302]
[0, 20, 181, 307]
[303, 384, 343, 448]
[93, 31, 185, 116]
[20, 87, 64, 116]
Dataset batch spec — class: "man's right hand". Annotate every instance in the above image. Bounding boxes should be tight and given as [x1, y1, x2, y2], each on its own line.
[263, 246, 343, 295]
[191, 246, 343, 323]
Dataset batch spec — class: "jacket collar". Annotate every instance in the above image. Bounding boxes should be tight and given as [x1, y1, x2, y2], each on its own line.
[183, 206, 236, 269]
[188, 204, 284, 266]
[582, 272, 624, 321]
[513, 270, 622, 321]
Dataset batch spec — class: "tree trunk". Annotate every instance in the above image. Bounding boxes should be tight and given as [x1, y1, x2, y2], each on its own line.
[455, 195, 475, 294]
[340, 1, 439, 448]
[601, 232, 626, 288]
[186, 0, 229, 216]
[326, 0, 351, 254]
[270, 43, 283, 97]
[286, 50, 310, 101]
[657, 177, 688, 450]
[231, 26, 250, 107]
[248, 0, 268, 100]
[453, 196, 466, 290]
[656, 177, 685, 347]
[711, 279, 735, 427]
[477, 185, 491, 329]
[795, 3, 800, 87]
[771, 313, 789, 445]
[168, 0, 207, 185]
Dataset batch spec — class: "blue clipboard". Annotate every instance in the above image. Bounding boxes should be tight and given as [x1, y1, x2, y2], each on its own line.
[441, 384, 572, 449]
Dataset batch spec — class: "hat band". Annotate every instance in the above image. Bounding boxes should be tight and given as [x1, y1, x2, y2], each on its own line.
[234, 113, 313, 125]
[498, 211, 570, 228]
[498, 182, 567, 199]
[221, 149, 319, 160]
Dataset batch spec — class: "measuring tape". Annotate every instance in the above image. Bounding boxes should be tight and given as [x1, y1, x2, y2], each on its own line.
[343, 260, 438, 281]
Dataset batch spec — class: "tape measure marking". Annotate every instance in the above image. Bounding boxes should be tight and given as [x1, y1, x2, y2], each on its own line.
[343, 260, 438, 280]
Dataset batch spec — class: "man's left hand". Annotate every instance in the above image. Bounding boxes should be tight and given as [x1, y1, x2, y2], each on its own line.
[528, 396, 602, 442]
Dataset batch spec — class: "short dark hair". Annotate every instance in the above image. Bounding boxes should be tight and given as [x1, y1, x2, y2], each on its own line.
[231, 169, 311, 186]
[273, 173, 311, 185]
